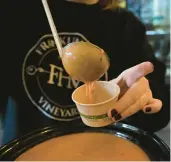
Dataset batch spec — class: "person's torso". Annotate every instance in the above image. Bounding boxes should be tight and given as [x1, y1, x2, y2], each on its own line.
[7, 0, 126, 136]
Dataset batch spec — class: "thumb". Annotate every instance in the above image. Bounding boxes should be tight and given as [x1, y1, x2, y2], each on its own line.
[124, 62, 154, 87]
[111, 62, 154, 87]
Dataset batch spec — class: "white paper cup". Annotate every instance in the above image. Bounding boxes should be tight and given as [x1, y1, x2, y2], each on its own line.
[72, 81, 120, 127]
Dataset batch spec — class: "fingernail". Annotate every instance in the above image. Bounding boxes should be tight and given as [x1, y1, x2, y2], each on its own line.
[111, 109, 118, 117]
[145, 107, 151, 113]
[115, 114, 122, 121]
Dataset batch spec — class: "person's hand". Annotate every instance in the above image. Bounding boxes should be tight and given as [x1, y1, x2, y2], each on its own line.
[108, 62, 162, 122]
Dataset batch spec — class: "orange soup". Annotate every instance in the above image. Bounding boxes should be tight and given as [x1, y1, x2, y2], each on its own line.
[16, 133, 150, 161]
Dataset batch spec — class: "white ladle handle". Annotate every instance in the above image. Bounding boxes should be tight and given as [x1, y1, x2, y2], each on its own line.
[42, 0, 63, 57]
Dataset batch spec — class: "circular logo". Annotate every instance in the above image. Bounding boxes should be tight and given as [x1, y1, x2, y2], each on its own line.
[22, 33, 108, 121]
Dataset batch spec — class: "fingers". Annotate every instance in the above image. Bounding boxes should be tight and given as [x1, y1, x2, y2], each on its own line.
[108, 92, 150, 121]
[108, 94, 162, 122]
[119, 99, 143, 121]
[143, 99, 162, 114]
[108, 78, 149, 118]
[121, 93, 152, 120]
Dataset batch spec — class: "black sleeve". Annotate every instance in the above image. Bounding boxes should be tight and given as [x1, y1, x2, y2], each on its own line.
[117, 10, 170, 133]
[0, 1, 12, 116]
[0, 1, 23, 117]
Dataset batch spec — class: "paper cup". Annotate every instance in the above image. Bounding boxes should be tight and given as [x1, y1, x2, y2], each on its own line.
[72, 81, 120, 127]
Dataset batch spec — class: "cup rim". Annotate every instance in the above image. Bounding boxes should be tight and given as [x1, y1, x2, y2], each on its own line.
[72, 81, 120, 107]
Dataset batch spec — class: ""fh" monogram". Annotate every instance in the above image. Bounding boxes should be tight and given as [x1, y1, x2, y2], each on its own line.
[47, 64, 80, 89]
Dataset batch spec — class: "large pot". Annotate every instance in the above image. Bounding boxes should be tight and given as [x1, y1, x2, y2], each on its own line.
[0, 123, 170, 161]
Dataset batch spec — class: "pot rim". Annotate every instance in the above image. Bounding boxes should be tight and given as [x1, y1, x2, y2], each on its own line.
[0, 122, 170, 161]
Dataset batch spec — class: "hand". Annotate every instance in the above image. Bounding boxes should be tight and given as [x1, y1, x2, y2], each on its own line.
[108, 62, 162, 122]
